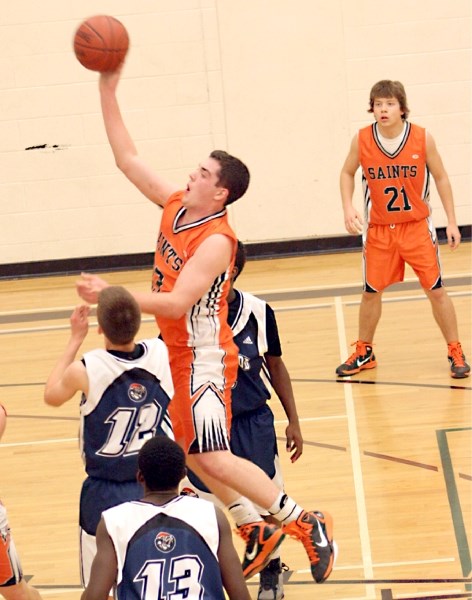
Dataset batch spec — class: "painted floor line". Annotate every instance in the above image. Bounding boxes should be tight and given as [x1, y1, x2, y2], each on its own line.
[274, 414, 347, 424]
[0, 437, 78, 448]
[395, 590, 465, 599]
[335, 295, 375, 598]
[296, 556, 455, 574]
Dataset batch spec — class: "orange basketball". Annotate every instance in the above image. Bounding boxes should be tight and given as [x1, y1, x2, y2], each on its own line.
[73, 15, 129, 72]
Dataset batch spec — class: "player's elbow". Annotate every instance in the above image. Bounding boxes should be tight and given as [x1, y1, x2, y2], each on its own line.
[114, 151, 140, 177]
[164, 302, 188, 320]
[44, 387, 66, 407]
[115, 155, 133, 175]
[44, 392, 59, 406]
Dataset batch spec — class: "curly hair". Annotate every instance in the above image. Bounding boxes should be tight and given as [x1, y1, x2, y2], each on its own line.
[138, 436, 186, 491]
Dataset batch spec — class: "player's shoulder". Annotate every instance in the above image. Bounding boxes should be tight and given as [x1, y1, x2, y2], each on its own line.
[241, 292, 270, 322]
[162, 189, 186, 211]
[138, 336, 168, 356]
[240, 289, 266, 307]
[139, 337, 168, 351]
[82, 347, 108, 362]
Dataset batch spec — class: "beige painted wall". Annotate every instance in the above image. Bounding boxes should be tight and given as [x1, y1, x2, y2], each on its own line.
[0, 0, 470, 265]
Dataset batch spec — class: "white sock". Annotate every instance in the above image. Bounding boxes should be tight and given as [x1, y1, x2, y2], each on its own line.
[227, 496, 262, 527]
[268, 493, 303, 525]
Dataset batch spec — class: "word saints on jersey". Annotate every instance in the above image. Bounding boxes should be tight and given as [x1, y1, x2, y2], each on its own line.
[367, 165, 418, 179]
[156, 232, 183, 272]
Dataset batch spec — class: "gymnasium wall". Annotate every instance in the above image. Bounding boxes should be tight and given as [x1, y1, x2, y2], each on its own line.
[0, 0, 470, 267]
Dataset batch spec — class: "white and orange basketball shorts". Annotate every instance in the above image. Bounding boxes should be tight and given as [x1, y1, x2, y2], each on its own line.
[167, 342, 238, 455]
[363, 218, 442, 292]
[0, 502, 23, 587]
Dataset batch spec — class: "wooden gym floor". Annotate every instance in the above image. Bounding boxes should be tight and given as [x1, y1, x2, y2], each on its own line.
[0, 244, 471, 599]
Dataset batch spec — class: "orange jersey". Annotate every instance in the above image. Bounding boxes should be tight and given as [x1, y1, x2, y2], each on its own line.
[359, 122, 431, 225]
[152, 191, 237, 348]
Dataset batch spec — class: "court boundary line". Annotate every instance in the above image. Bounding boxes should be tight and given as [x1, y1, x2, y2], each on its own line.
[437, 428, 472, 578]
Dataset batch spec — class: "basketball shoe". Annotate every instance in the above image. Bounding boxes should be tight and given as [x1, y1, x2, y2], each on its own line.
[237, 522, 285, 580]
[257, 558, 290, 599]
[448, 342, 470, 379]
[283, 510, 336, 583]
[336, 340, 376, 377]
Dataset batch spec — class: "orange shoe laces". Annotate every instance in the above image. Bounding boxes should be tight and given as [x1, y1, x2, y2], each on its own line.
[286, 518, 320, 564]
[346, 341, 371, 364]
[449, 343, 466, 366]
[236, 523, 254, 541]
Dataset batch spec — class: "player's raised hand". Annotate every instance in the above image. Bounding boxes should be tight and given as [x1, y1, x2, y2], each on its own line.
[76, 273, 109, 304]
[99, 62, 124, 93]
[70, 305, 90, 341]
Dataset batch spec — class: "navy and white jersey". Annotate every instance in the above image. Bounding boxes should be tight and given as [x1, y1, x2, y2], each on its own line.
[80, 338, 174, 482]
[229, 290, 281, 417]
[104, 495, 225, 600]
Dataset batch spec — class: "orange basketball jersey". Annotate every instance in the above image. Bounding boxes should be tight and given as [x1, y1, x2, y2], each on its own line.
[359, 122, 431, 225]
[152, 191, 237, 348]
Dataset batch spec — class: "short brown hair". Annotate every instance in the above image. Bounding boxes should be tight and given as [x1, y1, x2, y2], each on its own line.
[368, 80, 410, 119]
[210, 150, 250, 205]
[97, 286, 141, 345]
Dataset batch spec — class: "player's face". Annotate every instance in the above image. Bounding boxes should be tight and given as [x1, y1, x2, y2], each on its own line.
[372, 96, 404, 128]
[184, 157, 226, 207]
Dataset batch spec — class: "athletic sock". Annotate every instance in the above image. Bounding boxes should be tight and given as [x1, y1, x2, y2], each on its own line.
[268, 492, 303, 525]
[228, 496, 263, 527]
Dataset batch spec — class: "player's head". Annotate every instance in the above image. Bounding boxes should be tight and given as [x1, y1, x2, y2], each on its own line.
[210, 150, 250, 206]
[232, 240, 247, 282]
[138, 436, 186, 491]
[368, 80, 409, 120]
[97, 286, 141, 345]
[0, 404, 7, 441]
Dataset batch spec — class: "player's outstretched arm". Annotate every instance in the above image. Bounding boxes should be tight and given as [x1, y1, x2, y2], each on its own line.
[77, 234, 233, 319]
[44, 305, 90, 406]
[99, 68, 179, 207]
[215, 507, 251, 600]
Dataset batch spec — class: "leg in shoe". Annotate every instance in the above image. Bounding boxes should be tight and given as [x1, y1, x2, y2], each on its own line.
[448, 342, 470, 379]
[336, 340, 377, 377]
[237, 522, 285, 580]
[283, 510, 336, 583]
[258, 558, 284, 600]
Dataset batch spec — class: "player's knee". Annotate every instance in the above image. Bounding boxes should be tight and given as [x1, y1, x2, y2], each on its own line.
[191, 450, 230, 480]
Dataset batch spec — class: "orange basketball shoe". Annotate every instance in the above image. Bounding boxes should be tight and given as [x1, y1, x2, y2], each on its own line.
[237, 521, 285, 580]
[283, 510, 336, 583]
[448, 342, 470, 379]
[336, 340, 376, 377]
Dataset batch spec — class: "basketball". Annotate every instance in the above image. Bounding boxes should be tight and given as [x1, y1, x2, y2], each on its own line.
[73, 15, 129, 72]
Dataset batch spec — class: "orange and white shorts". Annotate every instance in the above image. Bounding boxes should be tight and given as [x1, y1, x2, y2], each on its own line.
[0, 502, 23, 587]
[363, 218, 443, 292]
[167, 341, 238, 455]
